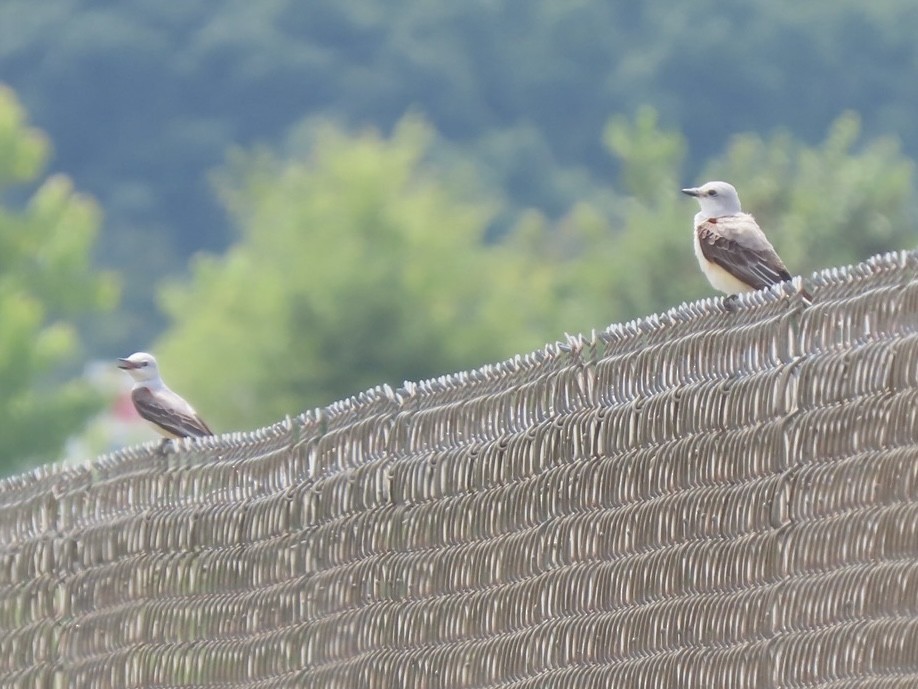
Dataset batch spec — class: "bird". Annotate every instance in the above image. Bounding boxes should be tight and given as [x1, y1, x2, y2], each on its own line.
[117, 352, 213, 450]
[681, 181, 812, 306]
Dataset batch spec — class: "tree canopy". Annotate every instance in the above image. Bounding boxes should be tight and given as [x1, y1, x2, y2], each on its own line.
[155, 110, 916, 427]
[0, 86, 118, 473]
[156, 117, 551, 427]
[2, 0, 918, 350]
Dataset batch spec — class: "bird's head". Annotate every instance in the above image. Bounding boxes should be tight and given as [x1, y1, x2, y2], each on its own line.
[681, 180, 742, 218]
[117, 351, 161, 383]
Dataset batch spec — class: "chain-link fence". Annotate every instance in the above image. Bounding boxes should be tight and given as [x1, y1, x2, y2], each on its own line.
[2, 251, 918, 688]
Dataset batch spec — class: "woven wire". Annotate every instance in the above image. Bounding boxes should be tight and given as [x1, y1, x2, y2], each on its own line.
[1, 251, 917, 688]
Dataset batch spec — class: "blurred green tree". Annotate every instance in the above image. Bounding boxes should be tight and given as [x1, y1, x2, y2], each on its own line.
[703, 112, 915, 273]
[156, 108, 916, 433]
[0, 86, 118, 473]
[156, 115, 554, 428]
[508, 108, 916, 335]
[6, 0, 918, 355]
[501, 106, 704, 332]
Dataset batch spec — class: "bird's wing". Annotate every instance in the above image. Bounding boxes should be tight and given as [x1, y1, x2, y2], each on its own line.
[132, 387, 214, 438]
[696, 216, 792, 290]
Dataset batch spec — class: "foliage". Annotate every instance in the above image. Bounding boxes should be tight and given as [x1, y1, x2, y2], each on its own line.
[509, 109, 916, 333]
[155, 116, 550, 428]
[154, 107, 916, 434]
[704, 113, 915, 273]
[0, 86, 118, 473]
[3, 1, 918, 350]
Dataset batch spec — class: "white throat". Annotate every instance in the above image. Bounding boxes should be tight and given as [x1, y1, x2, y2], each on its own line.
[135, 376, 166, 391]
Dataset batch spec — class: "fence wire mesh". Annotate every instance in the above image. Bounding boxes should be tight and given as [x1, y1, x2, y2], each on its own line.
[2, 251, 918, 688]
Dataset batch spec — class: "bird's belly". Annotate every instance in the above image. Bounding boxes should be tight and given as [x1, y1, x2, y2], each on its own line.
[693, 232, 754, 295]
[146, 422, 182, 439]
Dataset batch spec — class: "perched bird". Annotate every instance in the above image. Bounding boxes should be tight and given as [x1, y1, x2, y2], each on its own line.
[681, 181, 812, 305]
[117, 352, 213, 449]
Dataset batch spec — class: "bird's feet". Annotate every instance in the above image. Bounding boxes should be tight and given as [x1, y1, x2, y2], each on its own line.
[722, 294, 740, 312]
[157, 438, 175, 456]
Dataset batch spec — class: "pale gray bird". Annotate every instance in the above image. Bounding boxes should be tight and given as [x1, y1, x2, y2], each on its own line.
[681, 181, 811, 305]
[117, 352, 213, 446]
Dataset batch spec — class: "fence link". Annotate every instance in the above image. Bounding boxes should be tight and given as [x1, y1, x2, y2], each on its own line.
[2, 251, 918, 688]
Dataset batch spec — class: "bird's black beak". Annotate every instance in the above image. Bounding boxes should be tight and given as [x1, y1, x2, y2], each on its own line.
[681, 187, 701, 197]
[117, 358, 137, 370]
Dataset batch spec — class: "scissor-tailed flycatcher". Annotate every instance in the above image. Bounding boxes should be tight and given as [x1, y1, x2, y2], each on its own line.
[682, 181, 812, 305]
[117, 352, 213, 446]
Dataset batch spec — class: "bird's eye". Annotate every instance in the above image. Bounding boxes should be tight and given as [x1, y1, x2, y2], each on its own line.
[708, 190, 718, 197]
[141, 361, 149, 367]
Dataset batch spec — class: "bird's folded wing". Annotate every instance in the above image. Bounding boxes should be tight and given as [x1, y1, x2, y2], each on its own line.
[132, 387, 214, 438]
[697, 222, 792, 290]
